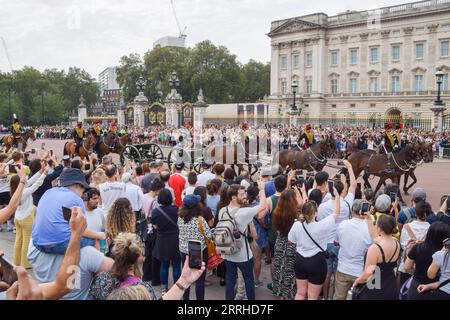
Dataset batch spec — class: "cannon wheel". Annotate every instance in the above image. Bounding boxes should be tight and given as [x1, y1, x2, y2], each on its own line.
[141, 143, 163, 162]
[167, 147, 191, 172]
[120, 145, 142, 165]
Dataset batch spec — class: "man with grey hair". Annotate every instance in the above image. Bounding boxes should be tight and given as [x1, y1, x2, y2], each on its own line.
[333, 199, 376, 300]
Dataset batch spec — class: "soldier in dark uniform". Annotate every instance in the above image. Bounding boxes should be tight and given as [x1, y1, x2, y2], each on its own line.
[299, 123, 314, 150]
[72, 121, 85, 154]
[381, 122, 395, 154]
[11, 118, 22, 147]
[393, 122, 403, 150]
[90, 119, 103, 153]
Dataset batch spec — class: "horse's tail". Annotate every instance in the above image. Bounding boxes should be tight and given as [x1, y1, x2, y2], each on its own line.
[63, 142, 68, 155]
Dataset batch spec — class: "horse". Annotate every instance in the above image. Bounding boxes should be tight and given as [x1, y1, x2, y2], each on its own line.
[0, 129, 36, 152]
[402, 141, 434, 195]
[96, 133, 132, 160]
[355, 143, 423, 204]
[276, 136, 336, 172]
[63, 133, 97, 160]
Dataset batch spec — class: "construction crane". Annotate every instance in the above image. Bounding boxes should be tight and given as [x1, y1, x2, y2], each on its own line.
[1, 36, 14, 123]
[170, 0, 187, 39]
[1, 36, 14, 71]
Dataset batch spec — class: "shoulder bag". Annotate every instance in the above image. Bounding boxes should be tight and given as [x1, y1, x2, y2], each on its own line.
[198, 216, 223, 270]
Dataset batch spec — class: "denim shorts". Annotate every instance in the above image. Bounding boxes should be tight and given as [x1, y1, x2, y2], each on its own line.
[325, 242, 340, 273]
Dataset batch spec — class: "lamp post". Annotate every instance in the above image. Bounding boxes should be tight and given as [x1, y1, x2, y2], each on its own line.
[289, 81, 300, 128]
[430, 70, 446, 132]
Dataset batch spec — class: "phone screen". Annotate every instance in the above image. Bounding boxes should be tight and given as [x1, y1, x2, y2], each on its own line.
[328, 180, 334, 193]
[295, 169, 303, 176]
[360, 202, 370, 213]
[41, 143, 45, 150]
[188, 240, 203, 269]
[0, 256, 18, 286]
[31, 149, 36, 154]
[62, 206, 72, 221]
[8, 164, 17, 174]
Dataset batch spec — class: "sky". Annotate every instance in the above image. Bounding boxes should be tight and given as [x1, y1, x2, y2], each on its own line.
[0, 0, 411, 79]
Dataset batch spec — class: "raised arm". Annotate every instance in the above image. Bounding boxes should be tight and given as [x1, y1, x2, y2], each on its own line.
[331, 188, 341, 221]
[343, 160, 357, 195]
[0, 166, 27, 224]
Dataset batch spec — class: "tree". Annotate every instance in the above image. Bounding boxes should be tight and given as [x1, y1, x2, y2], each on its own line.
[12, 67, 41, 124]
[116, 53, 144, 103]
[239, 60, 270, 102]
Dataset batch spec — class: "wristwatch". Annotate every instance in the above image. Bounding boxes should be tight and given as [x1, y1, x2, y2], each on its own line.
[175, 281, 188, 292]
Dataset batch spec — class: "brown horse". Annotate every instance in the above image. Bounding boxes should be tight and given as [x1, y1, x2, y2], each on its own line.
[402, 141, 433, 194]
[96, 133, 132, 160]
[63, 133, 97, 160]
[276, 136, 336, 172]
[0, 129, 36, 152]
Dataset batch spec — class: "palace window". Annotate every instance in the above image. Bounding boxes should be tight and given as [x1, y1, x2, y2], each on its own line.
[370, 47, 378, 63]
[443, 74, 449, 91]
[441, 41, 449, 57]
[280, 55, 288, 70]
[306, 80, 312, 94]
[370, 77, 378, 93]
[392, 46, 400, 61]
[306, 53, 313, 67]
[293, 54, 300, 69]
[349, 79, 357, 94]
[391, 76, 400, 92]
[350, 49, 358, 64]
[415, 43, 424, 59]
[281, 80, 287, 94]
[415, 75, 423, 92]
[331, 51, 338, 66]
[330, 79, 338, 95]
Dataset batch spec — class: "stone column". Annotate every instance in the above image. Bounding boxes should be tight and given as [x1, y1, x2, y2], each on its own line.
[254, 105, 257, 126]
[77, 95, 87, 123]
[134, 104, 144, 128]
[403, 27, 414, 91]
[117, 109, 126, 126]
[264, 104, 268, 123]
[427, 24, 439, 90]
[244, 107, 247, 122]
[380, 30, 391, 92]
[271, 43, 280, 96]
[359, 33, 369, 94]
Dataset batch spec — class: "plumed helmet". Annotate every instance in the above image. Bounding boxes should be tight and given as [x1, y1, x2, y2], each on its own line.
[305, 123, 311, 130]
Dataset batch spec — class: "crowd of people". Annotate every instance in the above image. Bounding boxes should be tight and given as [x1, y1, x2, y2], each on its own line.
[0, 140, 449, 300]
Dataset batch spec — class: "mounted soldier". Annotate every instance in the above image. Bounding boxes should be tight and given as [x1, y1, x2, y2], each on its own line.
[299, 123, 315, 150]
[381, 122, 395, 172]
[72, 121, 85, 154]
[108, 121, 119, 149]
[11, 116, 22, 148]
[393, 122, 403, 150]
[90, 119, 103, 153]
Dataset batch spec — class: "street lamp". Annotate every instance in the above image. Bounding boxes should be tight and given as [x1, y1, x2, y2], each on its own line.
[289, 81, 300, 127]
[435, 70, 444, 106]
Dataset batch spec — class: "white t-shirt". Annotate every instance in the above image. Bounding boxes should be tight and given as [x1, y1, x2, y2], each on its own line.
[196, 171, 215, 187]
[398, 220, 430, 273]
[432, 250, 450, 294]
[123, 182, 144, 212]
[220, 206, 258, 263]
[99, 181, 126, 214]
[317, 193, 355, 244]
[182, 186, 195, 199]
[86, 208, 105, 232]
[336, 218, 372, 277]
[288, 215, 335, 258]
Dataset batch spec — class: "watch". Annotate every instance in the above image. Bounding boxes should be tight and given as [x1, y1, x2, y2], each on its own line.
[175, 281, 188, 291]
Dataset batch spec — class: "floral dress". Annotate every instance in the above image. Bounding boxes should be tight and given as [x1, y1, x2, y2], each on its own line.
[272, 232, 297, 300]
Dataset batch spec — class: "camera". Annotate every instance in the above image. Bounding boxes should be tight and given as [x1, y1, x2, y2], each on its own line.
[360, 201, 371, 214]
[337, 159, 344, 166]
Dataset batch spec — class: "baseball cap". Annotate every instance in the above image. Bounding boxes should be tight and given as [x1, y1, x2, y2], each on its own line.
[183, 194, 201, 209]
[375, 194, 392, 213]
[261, 167, 272, 177]
[59, 168, 90, 190]
[412, 187, 426, 202]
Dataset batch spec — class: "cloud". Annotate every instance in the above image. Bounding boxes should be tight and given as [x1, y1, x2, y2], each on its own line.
[0, 0, 410, 77]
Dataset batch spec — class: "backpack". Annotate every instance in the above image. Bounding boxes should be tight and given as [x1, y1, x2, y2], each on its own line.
[212, 207, 245, 256]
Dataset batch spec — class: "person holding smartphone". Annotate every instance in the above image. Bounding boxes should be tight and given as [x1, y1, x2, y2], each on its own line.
[333, 200, 377, 300]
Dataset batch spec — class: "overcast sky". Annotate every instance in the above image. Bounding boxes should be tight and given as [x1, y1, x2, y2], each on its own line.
[0, 0, 410, 79]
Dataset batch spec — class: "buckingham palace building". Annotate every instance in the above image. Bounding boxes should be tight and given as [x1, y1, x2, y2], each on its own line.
[267, 0, 450, 128]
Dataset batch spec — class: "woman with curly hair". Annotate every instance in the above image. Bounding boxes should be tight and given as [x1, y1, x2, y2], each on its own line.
[106, 198, 136, 256]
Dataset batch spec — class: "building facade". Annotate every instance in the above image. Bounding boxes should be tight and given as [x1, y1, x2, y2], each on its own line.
[98, 67, 120, 94]
[268, 0, 450, 128]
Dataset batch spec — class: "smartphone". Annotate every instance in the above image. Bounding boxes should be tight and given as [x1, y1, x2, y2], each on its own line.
[8, 164, 17, 174]
[328, 180, 334, 193]
[297, 176, 305, 188]
[188, 240, 203, 269]
[50, 150, 53, 156]
[62, 206, 72, 222]
[18, 143, 23, 151]
[389, 192, 397, 203]
[31, 148, 36, 154]
[41, 143, 45, 150]
[337, 159, 344, 166]
[0, 256, 18, 286]
[295, 169, 303, 176]
[360, 202, 371, 214]
[306, 172, 314, 178]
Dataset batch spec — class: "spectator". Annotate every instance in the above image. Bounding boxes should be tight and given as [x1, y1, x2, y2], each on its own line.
[308, 189, 324, 206]
[246, 186, 264, 288]
[196, 162, 215, 187]
[182, 172, 197, 199]
[12, 161, 48, 268]
[3, 208, 88, 300]
[435, 195, 450, 226]
[168, 161, 187, 207]
[151, 189, 181, 295]
[333, 200, 375, 300]
[135, 166, 144, 186]
[397, 188, 432, 231]
[223, 167, 236, 186]
[398, 201, 432, 286]
[206, 179, 221, 218]
[212, 163, 225, 182]
[89, 232, 156, 300]
[83, 188, 106, 253]
[142, 177, 164, 219]
[288, 189, 340, 300]
[352, 215, 401, 300]
[159, 170, 175, 202]
[219, 183, 267, 300]
[194, 186, 215, 228]
[105, 198, 136, 255]
[317, 160, 357, 299]
[91, 167, 107, 188]
[310, 171, 331, 203]
[121, 172, 144, 214]
[99, 165, 126, 215]
[417, 238, 450, 300]
[31, 168, 103, 255]
[404, 222, 450, 300]
[141, 160, 163, 194]
[272, 188, 303, 300]
[0, 165, 26, 226]
[260, 167, 275, 198]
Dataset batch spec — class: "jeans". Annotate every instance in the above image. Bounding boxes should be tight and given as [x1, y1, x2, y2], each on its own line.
[160, 258, 181, 289]
[34, 237, 95, 255]
[181, 248, 208, 300]
[225, 258, 255, 300]
[326, 243, 340, 273]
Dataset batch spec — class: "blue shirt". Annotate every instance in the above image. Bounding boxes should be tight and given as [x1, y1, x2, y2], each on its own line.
[398, 207, 435, 225]
[206, 194, 220, 218]
[32, 187, 85, 246]
[264, 180, 276, 198]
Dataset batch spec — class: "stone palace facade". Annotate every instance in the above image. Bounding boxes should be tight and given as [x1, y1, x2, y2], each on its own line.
[268, 0, 450, 126]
